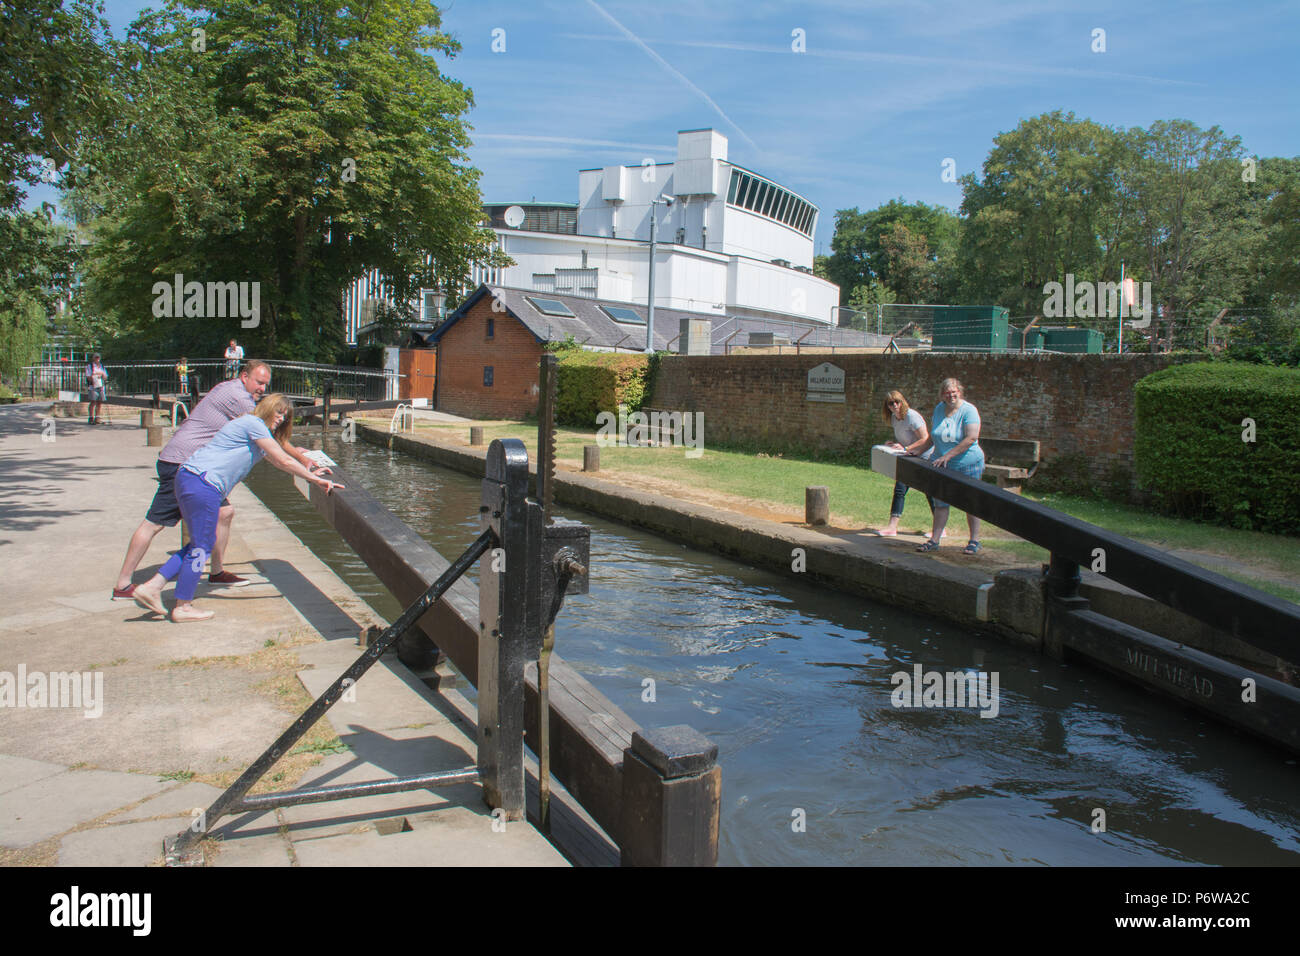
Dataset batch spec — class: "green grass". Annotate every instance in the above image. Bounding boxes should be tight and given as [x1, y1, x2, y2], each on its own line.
[387, 418, 1300, 593]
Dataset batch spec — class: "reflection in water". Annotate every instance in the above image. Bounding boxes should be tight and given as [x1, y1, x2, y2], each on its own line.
[245, 433, 1300, 866]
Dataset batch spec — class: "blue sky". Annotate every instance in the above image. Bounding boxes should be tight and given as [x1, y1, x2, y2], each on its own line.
[37, 0, 1300, 256]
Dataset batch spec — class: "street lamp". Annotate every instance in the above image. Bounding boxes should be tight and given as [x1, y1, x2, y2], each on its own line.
[646, 195, 674, 353]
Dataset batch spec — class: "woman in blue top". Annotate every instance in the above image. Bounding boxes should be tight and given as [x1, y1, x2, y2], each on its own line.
[134, 394, 343, 622]
[910, 378, 984, 555]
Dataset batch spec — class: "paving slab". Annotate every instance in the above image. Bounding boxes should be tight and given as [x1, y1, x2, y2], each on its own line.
[0, 768, 171, 848]
[291, 807, 567, 867]
[57, 817, 180, 867]
[105, 782, 224, 823]
[0, 754, 67, 795]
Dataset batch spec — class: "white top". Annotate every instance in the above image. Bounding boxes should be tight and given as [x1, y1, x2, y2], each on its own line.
[892, 408, 926, 446]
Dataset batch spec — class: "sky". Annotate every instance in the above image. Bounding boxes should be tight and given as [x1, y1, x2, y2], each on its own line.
[32, 0, 1300, 257]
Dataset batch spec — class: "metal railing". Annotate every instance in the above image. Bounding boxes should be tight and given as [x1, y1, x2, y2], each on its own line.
[20, 359, 401, 402]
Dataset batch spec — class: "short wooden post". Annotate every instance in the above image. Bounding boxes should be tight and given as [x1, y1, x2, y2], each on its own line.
[583, 444, 600, 472]
[805, 486, 829, 526]
[618, 726, 720, 866]
[140, 410, 154, 429]
[469, 426, 484, 446]
[146, 424, 164, 446]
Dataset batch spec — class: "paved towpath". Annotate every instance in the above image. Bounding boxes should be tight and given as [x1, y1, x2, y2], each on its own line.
[0, 401, 566, 867]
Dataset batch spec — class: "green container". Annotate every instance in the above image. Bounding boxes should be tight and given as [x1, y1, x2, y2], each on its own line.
[931, 306, 1009, 353]
[1042, 327, 1103, 353]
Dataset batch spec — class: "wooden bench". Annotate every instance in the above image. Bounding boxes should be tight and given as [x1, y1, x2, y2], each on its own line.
[979, 438, 1041, 494]
[634, 407, 684, 446]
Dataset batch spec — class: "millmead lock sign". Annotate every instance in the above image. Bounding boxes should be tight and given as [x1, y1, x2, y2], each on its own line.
[806, 362, 845, 403]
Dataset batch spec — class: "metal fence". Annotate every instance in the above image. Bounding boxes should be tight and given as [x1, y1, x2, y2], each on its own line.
[21, 359, 400, 401]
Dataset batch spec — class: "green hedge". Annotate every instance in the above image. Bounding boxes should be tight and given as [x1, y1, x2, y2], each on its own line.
[554, 351, 651, 426]
[1134, 362, 1300, 532]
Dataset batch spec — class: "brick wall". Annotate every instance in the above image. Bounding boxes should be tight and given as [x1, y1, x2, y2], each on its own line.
[436, 298, 543, 418]
[649, 352, 1196, 490]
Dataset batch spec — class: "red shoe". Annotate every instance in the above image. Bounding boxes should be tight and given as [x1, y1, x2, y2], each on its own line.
[208, 571, 250, 587]
[112, 585, 135, 600]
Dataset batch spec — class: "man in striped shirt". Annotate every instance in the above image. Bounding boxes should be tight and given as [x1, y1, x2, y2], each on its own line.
[112, 360, 324, 598]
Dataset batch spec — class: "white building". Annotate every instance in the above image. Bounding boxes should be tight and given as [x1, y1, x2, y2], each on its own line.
[344, 128, 840, 344]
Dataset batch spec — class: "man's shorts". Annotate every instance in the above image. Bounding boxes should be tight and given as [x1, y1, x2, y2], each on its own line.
[88, 386, 106, 402]
[145, 461, 230, 526]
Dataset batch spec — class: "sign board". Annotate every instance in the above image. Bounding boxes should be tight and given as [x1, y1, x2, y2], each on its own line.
[806, 362, 845, 403]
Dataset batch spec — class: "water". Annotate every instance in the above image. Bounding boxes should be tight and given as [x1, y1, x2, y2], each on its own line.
[245, 432, 1300, 866]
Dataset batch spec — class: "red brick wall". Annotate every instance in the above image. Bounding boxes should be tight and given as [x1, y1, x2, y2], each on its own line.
[436, 298, 543, 418]
[649, 352, 1196, 489]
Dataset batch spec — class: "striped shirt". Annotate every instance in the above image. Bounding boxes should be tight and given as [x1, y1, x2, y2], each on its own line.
[159, 379, 257, 465]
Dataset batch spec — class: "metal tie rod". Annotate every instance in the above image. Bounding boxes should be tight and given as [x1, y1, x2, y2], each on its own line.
[232, 768, 479, 813]
[165, 527, 498, 862]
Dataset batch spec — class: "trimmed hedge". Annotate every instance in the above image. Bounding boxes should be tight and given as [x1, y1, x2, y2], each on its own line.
[1134, 362, 1300, 532]
[554, 351, 651, 426]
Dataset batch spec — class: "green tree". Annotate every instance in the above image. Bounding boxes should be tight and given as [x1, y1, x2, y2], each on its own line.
[826, 199, 959, 305]
[957, 111, 1121, 321]
[1118, 120, 1252, 349]
[67, 0, 505, 360]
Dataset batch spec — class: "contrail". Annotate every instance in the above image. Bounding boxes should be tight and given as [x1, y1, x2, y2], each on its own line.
[581, 0, 760, 153]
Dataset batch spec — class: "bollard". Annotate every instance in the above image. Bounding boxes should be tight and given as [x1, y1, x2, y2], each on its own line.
[805, 486, 829, 526]
[618, 726, 720, 866]
[146, 424, 164, 447]
[469, 426, 484, 446]
[140, 410, 154, 429]
[583, 444, 600, 472]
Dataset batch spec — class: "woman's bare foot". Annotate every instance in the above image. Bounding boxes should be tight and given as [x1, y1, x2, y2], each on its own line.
[171, 604, 214, 623]
[133, 583, 166, 616]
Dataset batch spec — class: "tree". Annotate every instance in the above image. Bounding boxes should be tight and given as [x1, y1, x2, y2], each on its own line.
[1118, 120, 1252, 349]
[957, 111, 1121, 320]
[826, 199, 959, 305]
[0, 1, 108, 316]
[67, 0, 505, 360]
[879, 221, 936, 303]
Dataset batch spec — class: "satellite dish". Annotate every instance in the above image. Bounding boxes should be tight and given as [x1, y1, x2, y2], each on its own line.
[503, 205, 525, 228]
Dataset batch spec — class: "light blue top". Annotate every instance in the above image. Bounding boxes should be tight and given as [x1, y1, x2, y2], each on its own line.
[931, 401, 984, 469]
[181, 414, 274, 497]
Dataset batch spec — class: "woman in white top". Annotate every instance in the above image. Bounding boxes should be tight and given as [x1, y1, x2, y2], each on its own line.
[877, 389, 932, 535]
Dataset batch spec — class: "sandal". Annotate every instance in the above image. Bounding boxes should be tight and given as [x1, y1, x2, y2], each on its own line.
[916, 540, 940, 552]
[963, 541, 982, 555]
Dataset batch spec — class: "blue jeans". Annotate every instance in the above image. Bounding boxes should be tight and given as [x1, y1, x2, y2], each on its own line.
[890, 480, 934, 519]
[157, 469, 223, 602]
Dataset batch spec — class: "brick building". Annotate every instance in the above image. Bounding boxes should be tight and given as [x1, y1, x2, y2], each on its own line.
[431, 284, 714, 419]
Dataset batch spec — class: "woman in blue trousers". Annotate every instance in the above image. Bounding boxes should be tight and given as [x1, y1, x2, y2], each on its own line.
[134, 394, 343, 622]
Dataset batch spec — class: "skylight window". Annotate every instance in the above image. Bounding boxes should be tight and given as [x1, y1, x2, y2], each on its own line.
[601, 305, 645, 325]
[525, 296, 575, 317]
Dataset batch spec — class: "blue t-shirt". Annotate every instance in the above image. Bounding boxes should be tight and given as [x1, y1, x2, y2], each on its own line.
[931, 401, 984, 469]
[182, 414, 275, 497]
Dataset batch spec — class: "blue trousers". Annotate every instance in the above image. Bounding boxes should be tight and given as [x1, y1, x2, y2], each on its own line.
[890, 480, 934, 519]
[157, 469, 222, 602]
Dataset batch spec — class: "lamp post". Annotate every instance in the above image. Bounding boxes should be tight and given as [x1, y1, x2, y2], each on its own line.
[646, 196, 673, 353]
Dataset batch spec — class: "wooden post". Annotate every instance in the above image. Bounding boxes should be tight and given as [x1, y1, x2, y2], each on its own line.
[805, 486, 829, 526]
[583, 444, 600, 472]
[469, 426, 484, 446]
[140, 410, 154, 429]
[618, 726, 720, 866]
[146, 424, 163, 446]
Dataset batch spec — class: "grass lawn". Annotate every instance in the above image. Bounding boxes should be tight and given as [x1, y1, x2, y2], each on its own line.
[376, 417, 1300, 603]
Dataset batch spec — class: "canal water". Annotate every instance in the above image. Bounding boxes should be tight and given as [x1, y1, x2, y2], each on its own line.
[246, 433, 1300, 866]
